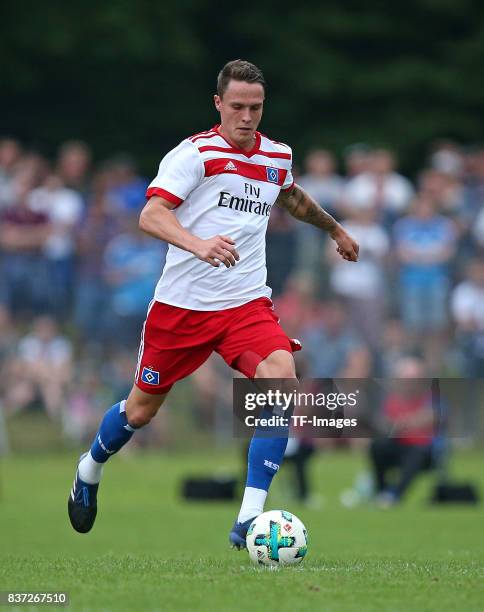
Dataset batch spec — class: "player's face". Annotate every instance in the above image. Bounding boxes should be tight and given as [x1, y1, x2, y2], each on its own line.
[214, 80, 264, 151]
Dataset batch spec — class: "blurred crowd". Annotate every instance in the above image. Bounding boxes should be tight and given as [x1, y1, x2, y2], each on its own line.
[0, 136, 483, 447]
[272, 142, 484, 383]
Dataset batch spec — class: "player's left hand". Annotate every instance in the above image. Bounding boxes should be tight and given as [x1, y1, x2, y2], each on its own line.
[331, 226, 359, 262]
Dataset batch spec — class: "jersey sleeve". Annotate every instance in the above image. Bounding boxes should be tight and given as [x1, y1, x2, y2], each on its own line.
[281, 146, 295, 191]
[146, 140, 204, 206]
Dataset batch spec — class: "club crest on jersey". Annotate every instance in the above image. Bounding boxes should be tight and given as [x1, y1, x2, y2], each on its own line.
[266, 167, 279, 184]
[141, 366, 160, 386]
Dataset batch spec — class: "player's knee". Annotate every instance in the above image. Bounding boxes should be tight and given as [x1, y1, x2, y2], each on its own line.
[255, 351, 296, 379]
[125, 386, 166, 428]
[125, 398, 161, 428]
[126, 406, 155, 428]
[256, 363, 296, 378]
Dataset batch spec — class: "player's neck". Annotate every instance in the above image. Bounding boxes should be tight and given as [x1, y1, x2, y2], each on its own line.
[217, 125, 256, 153]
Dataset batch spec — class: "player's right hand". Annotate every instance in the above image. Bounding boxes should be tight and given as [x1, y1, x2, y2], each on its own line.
[193, 235, 240, 268]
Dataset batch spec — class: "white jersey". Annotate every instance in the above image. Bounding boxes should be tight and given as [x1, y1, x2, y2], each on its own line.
[146, 125, 294, 310]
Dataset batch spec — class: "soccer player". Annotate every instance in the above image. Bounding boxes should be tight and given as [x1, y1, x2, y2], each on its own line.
[68, 60, 359, 547]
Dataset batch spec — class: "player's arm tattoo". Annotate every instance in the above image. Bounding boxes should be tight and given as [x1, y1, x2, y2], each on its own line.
[275, 184, 338, 234]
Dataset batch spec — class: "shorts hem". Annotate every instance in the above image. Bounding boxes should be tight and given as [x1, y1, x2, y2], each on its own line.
[232, 343, 293, 379]
[135, 381, 173, 395]
[152, 295, 273, 312]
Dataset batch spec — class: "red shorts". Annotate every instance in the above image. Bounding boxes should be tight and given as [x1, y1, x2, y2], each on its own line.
[135, 297, 301, 394]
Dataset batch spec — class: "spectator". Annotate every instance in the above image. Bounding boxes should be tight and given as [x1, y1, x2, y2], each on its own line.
[343, 143, 373, 179]
[57, 140, 92, 195]
[0, 306, 19, 403]
[190, 356, 233, 431]
[469, 153, 484, 249]
[451, 258, 484, 376]
[461, 147, 484, 248]
[294, 149, 344, 286]
[369, 357, 436, 506]
[0, 138, 22, 208]
[103, 219, 167, 346]
[429, 140, 464, 178]
[417, 165, 469, 266]
[266, 204, 297, 296]
[472, 209, 484, 249]
[297, 149, 344, 215]
[28, 174, 84, 317]
[283, 437, 316, 504]
[0, 304, 18, 362]
[4, 316, 73, 419]
[12, 152, 50, 193]
[106, 154, 149, 216]
[326, 206, 389, 349]
[379, 319, 410, 377]
[300, 299, 371, 378]
[342, 148, 414, 226]
[63, 365, 113, 447]
[394, 193, 457, 371]
[418, 168, 465, 218]
[0, 171, 51, 316]
[274, 274, 323, 341]
[74, 170, 120, 341]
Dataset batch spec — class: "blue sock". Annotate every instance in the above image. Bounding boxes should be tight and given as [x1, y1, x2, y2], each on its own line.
[90, 401, 137, 463]
[246, 409, 289, 490]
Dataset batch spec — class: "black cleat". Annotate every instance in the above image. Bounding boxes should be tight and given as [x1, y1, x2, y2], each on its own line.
[67, 455, 99, 533]
[229, 516, 257, 550]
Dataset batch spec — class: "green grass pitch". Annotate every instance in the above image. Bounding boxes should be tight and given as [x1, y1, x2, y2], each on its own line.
[0, 449, 483, 611]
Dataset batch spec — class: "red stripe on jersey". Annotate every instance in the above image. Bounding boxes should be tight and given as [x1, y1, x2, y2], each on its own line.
[259, 150, 291, 160]
[214, 127, 262, 158]
[204, 158, 288, 186]
[260, 132, 290, 147]
[198, 145, 291, 160]
[146, 187, 183, 206]
[189, 128, 215, 140]
[190, 132, 219, 143]
[198, 145, 232, 154]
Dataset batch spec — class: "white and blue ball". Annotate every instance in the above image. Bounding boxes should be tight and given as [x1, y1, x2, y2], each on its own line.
[246, 510, 308, 566]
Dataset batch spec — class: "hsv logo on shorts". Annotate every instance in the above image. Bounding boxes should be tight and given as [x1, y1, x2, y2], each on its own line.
[141, 366, 160, 386]
[266, 167, 279, 184]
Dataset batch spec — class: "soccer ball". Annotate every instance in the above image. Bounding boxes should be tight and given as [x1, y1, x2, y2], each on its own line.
[246, 510, 308, 566]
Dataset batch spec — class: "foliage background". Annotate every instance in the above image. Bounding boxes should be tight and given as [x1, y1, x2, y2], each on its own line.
[2, 0, 484, 174]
